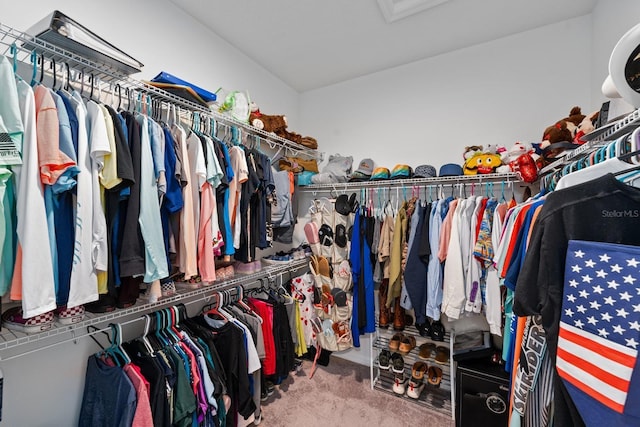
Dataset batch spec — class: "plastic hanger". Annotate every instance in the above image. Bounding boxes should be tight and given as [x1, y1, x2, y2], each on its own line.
[141, 314, 156, 354]
[28, 50, 37, 86]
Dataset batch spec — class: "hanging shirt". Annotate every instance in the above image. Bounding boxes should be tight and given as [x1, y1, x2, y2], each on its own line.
[98, 104, 122, 190]
[0, 55, 23, 164]
[426, 199, 444, 320]
[66, 92, 98, 308]
[9, 80, 56, 314]
[136, 115, 168, 283]
[174, 125, 198, 279]
[86, 101, 110, 277]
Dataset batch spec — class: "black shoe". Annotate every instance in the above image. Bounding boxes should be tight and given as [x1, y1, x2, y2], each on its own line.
[85, 294, 117, 313]
[430, 320, 445, 342]
[415, 321, 432, 337]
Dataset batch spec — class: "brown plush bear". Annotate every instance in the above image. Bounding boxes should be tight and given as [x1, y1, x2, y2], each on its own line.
[541, 106, 586, 148]
[249, 102, 318, 149]
[249, 102, 288, 133]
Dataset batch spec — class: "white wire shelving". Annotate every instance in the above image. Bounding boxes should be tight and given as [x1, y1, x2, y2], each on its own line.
[0, 259, 309, 362]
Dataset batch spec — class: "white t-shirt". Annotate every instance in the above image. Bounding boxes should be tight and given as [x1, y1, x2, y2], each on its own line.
[67, 92, 98, 308]
[14, 80, 56, 317]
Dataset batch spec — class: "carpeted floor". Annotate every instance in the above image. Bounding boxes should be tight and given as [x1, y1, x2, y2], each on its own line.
[255, 357, 455, 427]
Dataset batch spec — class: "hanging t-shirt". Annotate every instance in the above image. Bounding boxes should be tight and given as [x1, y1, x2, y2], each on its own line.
[136, 115, 168, 283]
[9, 80, 55, 314]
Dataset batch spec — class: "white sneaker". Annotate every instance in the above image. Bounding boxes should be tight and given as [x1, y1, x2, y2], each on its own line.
[406, 379, 425, 399]
[392, 374, 408, 395]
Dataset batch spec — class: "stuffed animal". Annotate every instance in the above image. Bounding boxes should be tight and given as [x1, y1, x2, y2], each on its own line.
[463, 145, 484, 161]
[574, 110, 600, 144]
[249, 102, 288, 133]
[463, 152, 503, 175]
[541, 106, 586, 149]
[496, 141, 540, 182]
[249, 102, 318, 149]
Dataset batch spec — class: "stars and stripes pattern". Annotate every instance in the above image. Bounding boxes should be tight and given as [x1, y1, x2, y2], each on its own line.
[558, 240, 640, 414]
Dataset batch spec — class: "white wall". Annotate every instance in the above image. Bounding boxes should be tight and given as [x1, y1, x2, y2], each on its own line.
[0, 1, 299, 426]
[0, 0, 300, 125]
[591, 0, 640, 115]
[299, 15, 593, 173]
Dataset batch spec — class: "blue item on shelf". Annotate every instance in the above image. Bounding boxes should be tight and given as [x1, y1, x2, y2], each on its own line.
[150, 72, 217, 102]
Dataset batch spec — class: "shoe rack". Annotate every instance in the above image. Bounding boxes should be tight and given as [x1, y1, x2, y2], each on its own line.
[371, 323, 455, 419]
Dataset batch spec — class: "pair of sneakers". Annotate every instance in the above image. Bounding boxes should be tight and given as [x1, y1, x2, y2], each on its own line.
[2, 305, 85, 334]
[394, 361, 439, 399]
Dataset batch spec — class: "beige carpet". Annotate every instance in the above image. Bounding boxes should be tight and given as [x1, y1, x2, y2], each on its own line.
[256, 357, 455, 427]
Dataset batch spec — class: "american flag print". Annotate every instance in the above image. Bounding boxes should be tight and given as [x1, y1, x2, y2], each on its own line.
[558, 240, 640, 414]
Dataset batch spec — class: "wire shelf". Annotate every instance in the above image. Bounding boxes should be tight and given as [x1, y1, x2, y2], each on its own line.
[0, 21, 322, 160]
[0, 259, 309, 361]
[300, 172, 520, 193]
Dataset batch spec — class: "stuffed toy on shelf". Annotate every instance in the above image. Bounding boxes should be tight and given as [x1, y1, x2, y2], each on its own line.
[249, 102, 318, 149]
[462, 145, 503, 175]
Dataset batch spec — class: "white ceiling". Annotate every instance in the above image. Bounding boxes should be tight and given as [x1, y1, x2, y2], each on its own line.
[170, 0, 598, 92]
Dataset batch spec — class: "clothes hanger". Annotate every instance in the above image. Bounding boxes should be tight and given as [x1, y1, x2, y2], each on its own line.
[37, 53, 45, 86]
[50, 59, 57, 90]
[63, 63, 70, 91]
[141, 314, 156, 354]
[29, 50, 38, 87]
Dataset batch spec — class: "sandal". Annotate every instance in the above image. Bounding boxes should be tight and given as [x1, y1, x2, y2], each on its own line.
[411, 361, 428, 381]
[389, 332, 404, 352]
[377, 349, 392, 370]
[434, 346, 450, 364]
[427, 365, 443, 386]
[399, 335, 416, 355]
[418, 343, 436, 360]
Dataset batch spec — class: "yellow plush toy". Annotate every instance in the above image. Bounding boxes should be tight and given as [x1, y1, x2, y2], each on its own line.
[463, 153, 503, 175]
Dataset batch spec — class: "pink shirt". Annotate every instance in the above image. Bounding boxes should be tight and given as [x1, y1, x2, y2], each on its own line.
[124, 364, 154, 427]
[198, 181, 216, 282]
[438, 199, 459, 262]
[33, 85, 74, 185]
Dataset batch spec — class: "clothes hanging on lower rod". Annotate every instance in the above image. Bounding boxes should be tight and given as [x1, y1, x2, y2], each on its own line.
[499, 172, 640, 427]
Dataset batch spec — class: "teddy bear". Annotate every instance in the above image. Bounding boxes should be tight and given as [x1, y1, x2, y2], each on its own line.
[249, 102, 288, 133]
[541, 106, 586, 149]
[574, 110, 600, 144]
[249, 102, 318, 149]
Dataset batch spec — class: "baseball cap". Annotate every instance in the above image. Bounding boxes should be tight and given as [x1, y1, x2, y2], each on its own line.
[370, 167, 390, 181]
[438, 163, 463, 177]
[390, 164, 413, 179]
[349, 158, 374, 181]
[414, 164, 437, 178]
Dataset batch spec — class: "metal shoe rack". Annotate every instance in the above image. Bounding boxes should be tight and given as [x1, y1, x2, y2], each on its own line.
[0, 21, 323, 160]
[0, 259, 309, 362]
[371, 324, 455, 419]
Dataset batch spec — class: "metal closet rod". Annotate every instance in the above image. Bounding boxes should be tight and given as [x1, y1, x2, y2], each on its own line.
[0, 21, 322, 160]
[300, 173, 519, 194]
[0, 260, 307, 362]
